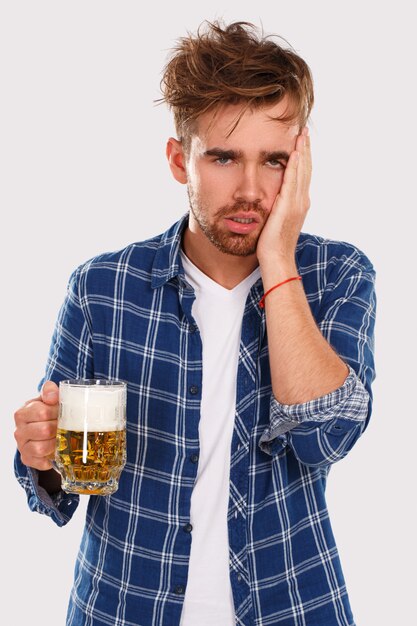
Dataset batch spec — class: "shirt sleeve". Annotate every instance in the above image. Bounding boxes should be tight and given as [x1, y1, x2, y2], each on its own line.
[258, 252, 377, 467]
[14, 452, 80, 527]
[14, 264, 94, 525]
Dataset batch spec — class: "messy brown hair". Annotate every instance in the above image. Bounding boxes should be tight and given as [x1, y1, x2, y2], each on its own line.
[154, 19, 314, 156]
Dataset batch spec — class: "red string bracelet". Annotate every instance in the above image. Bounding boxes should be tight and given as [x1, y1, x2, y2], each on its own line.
[259, 276, 302, 308]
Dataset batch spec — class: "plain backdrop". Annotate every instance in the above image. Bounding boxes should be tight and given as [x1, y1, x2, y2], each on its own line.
[1, 2, 415, 624]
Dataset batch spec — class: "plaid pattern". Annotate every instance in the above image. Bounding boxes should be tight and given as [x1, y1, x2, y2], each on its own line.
[15, 212, 376, 626]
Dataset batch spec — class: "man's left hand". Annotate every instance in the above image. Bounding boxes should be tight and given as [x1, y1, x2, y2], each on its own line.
[257, 126, 312, 266]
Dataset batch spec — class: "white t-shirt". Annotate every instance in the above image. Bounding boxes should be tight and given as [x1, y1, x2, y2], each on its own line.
[179, 249, 261, 626]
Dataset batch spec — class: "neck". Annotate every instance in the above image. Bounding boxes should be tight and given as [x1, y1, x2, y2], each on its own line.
[181, 224, 259, 290]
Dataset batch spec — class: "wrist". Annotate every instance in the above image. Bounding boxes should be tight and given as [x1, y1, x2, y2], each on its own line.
[258, 275, 302, 308]
[259, 256, 299, 290]
[258, 250, 296, 267]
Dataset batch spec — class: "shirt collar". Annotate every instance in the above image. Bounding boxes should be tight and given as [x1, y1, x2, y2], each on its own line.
[151, 212, 190, 289]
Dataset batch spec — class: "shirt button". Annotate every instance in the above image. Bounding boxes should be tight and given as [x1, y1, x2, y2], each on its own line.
[189, 324, 197, 333]
[28, 496, 37, 509]
[190, 453, 199, 463]
[189, 385, 199, 395]
[174, 584, 185, 595]
[237, 574, 242, 582]
[183, 523, 193, 533]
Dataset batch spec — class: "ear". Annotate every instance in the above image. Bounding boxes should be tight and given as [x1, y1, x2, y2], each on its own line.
[166, 137, 188, 184]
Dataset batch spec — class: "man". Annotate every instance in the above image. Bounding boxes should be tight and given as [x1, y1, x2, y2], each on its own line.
[14, 19, 376, 626]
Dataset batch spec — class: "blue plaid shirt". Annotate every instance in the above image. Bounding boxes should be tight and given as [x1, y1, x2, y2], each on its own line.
[15, 212, 376, 626]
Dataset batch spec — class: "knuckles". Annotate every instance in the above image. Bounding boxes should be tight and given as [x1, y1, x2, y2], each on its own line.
[14, 401, 58, 426]
[31, 439, 55, 458]
[14, 399, 58, 462]
[13, 407, 25, 426]
[40, 421, 57, 439]
[37, 405, 55, 422]
[13, 427, 23, 447]
[20, 451, 52, 471]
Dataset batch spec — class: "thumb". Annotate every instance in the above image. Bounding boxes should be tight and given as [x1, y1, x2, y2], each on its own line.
[41, 380, 59, 405]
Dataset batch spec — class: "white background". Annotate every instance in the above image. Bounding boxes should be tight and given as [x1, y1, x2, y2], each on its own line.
[1, 2, 415, 624]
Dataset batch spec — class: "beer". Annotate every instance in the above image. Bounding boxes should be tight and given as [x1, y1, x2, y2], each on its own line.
[56, 428, 126, 492]
[54, 380, 127, 495]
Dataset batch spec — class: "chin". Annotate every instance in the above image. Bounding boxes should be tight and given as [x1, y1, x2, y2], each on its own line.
[212, 235, 258, 257]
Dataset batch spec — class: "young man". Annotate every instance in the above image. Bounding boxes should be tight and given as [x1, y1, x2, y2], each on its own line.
[14, 20, 376, 626]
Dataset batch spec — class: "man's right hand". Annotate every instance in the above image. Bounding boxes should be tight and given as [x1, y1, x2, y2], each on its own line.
[14, 381, 60, 471]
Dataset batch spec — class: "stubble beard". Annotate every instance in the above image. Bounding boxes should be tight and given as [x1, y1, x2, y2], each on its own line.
[187, 187, 266, 257]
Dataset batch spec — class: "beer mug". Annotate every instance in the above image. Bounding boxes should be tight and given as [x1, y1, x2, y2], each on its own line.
[53, 379, 127, 495]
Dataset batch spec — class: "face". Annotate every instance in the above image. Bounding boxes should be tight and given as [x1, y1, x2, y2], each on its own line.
[182, 99, 300, 257]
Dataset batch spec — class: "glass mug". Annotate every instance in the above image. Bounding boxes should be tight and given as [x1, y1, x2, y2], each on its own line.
[52, 379, 127, 495]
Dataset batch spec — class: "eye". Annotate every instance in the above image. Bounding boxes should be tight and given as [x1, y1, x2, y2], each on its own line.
[212, 157, 286, 168]
[267, 159, 286, 169]
[215, 157, 232, 166]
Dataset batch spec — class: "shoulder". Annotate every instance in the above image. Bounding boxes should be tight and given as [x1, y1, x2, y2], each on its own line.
[75, 232, 162, 273]
[84, 233, 162, 271]
[297, 231, 375, 276]
[67, 232, 164, 293]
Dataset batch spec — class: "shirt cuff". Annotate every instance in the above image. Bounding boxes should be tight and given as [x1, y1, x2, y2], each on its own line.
[14, 452, 79, 527]
[259, 364, 368, 453]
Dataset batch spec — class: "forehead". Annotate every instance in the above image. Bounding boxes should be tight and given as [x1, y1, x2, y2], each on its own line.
[193, 99, 299, 149]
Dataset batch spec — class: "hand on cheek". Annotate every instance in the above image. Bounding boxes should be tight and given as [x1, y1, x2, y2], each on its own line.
[257, 126, 312, 264]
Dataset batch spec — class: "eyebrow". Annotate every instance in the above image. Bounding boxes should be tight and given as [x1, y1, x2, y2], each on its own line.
[203, 147, 290, 162]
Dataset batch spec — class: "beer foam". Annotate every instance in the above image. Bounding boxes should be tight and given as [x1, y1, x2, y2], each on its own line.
[59, 384, 126, 432]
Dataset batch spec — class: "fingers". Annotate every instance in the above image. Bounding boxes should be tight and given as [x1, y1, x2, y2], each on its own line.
[14, 413, 57, 470]
[23, 419, 57, 442]
[293, 127, 312, 211]
[14, 383, 59, 471]
[279, 126, 311, 200]
[19, 437, 56, 470]
[300, 126, 312, 181]
[15, 423, 56, 470]
[279, 148, 300, 198]
[16, 398, 59, 425]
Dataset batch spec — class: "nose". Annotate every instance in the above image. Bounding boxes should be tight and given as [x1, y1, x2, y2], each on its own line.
[232, 164, 265, 204]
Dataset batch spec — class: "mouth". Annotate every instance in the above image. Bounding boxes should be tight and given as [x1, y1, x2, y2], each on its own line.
[228, 217, 256, 224]
[224, 214, 260, 234]
[226, 212, 261, 224]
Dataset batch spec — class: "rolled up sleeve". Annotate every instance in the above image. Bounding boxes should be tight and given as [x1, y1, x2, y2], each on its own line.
[258, 251, 377, 466]
[14, 451, 79, 527]
[259, 364, 370, 463]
